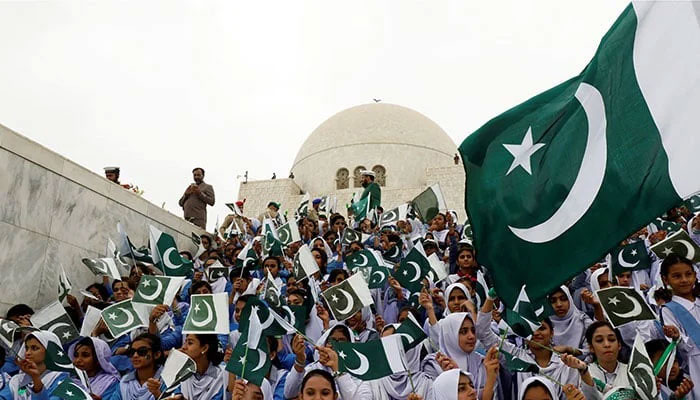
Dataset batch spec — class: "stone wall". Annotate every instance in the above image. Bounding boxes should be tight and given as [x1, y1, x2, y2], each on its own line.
[0, 124, 203, 315]
[237, 164, 467, 223]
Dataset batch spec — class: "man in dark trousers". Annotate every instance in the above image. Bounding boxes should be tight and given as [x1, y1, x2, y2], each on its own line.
[179, 167, 215, 229]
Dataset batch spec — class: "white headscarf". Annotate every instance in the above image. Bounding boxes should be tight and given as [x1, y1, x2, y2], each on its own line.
[688, 213, 700, 245]
[517, 376, 557, 400]
[432, 369, 473, 400]
[179, 362, 226, 400]
[443, 283, 470, 316]
[10, 331, 66, 400]
[312, 236, 334, 259]
[549, 286, 588, 348]
[437, 313, 483, 382]
[590, 267, 609, 294]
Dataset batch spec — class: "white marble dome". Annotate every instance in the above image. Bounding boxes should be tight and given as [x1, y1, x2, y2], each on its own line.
[291, 103, 458, 196]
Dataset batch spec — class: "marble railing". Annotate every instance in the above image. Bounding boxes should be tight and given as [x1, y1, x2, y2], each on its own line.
[0, 124, 204, 315]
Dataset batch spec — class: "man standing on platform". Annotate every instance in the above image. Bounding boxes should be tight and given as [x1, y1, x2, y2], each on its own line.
[179, 167, 215, 229]
[360, 170, 381, 210]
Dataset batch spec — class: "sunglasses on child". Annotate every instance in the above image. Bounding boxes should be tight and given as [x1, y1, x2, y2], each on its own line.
[127, 346, 151, 357]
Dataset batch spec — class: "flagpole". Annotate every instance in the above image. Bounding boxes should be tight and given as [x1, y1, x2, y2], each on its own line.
[653, 339, 678, 376]
[240, 345, 250, 381]
[537, 372, 564, 388]
[524, 339, 562, 355]
[399, 356, 416, 393]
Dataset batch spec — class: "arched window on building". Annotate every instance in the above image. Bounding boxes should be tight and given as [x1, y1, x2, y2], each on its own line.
[353, 166, 366, 188]
[336, 168, 349, 190]
[372, 165, 386, 186]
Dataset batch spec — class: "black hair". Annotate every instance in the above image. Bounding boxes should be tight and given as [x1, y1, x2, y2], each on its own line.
[236, 294, 254, 306]
[548, 287, 567, 301]
[85, 284, 109, 302]
[190, 280, 213, 296]
[131, 333, 165, 366]
[585, 321, 624, 361]
[329, 214, 345, 227]
[653, 287, 673, 303]
[262, 256, 281, 268]
[230, 267, 251, 282]
[301, 369, 337, 395]
[660, 254, 694, 277]
[7, 304, 33, 320]
[73, 337, 99, 371]
[645, 339, 670, 360]
[322, 230, 337, 242]
[328, 325, 352, 343]
[523, 380, 553, 400]
[398, 306, 420, 322]
[328, 269, 348, 283]
[191, 334, 223, 365]
[192, 167, 205, 175]
[386, 233, 401, 244]
[310, 248, 328, 276]
[179, 251, 193, 261]
[0, 346, 5, 364]
[541, 317, 553, 332]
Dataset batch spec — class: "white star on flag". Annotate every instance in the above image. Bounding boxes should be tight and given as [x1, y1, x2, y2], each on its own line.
[62, 332, 71, 339]
[403, 270, 408, 276]
[194, 304, 201, 312]
[631, 249, 638, 256]
[65, 391, 73, 397]
[503, 126, 546, 176]
[142, 279, 151, 287]
[332, 295, 339, 303]
[108, 313, 117, 321]
[662, 247, 673, 256]
[338, 350, 347, 359]
[57, 351, 64, 357]
[238, 356, 246, 364]
[608, 296, 621, 306]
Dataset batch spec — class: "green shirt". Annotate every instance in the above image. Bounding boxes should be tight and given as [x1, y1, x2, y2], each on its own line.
[360, 182, 381, 210]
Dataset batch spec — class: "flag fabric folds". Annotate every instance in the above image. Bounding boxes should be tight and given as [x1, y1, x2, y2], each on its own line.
[322, 273, 374, 321]
[183, 293, 230, 334]
[333, 335, 407, 380]
[457, 2, 700, 307]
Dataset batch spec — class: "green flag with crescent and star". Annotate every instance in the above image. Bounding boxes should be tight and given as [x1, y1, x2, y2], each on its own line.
[57, 265, 71, 303]
[650, 229, 700, 262]
[263, 271, 283, 309]
[321, 273, 374, 321]
[160, 349, 197, 397]
[277, 220, 301, 246]
[395, 314, 427, 351]
[457, 2, 700, 307]
[132, 275, 185, 306]
[101, 299, 146, 337]
[292, 244, 320, 282]
[149, 225, 193, 277]
[596, 287, 656, 328]
[225, 331, 271, 387]
[332, 336, 406, 381]
[610, 241, 652, 277]
[30, 301, 80, 345]
[651, 218, 683, 234]
[45, 340, 78, 373]
[411, 184, 447, 224]
[52, 378, 91, 400]
[379, 204, 409, 228]
[0, 319, 18, 348]
[346, 249, 381, 270]
[368, 264, 390, 289]
[503, 285, 542, 338]
[235, 240, 259, 269]
[261, 229, 284, 258]
[685, 195, 700, 213]
[349, 194, 371, 221]
[341, 227, 362, 246]
[392, 246, 430, 294]
[500, 348, 540, 373]
[183, 293, 230, 334]
[81, 257, 120, 280]
[628, 333, 658, 400]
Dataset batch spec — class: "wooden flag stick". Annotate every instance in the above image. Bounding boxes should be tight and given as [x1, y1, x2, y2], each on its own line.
[399, 356, 416, 393]
[524, 339, 562, 355]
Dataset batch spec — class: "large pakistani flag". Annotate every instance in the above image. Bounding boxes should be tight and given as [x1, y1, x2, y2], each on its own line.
[458, 2, 700, 307]
[149, 225, 193, 277]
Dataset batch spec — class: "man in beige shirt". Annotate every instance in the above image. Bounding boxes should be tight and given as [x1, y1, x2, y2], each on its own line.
[179, 167, 215, 229]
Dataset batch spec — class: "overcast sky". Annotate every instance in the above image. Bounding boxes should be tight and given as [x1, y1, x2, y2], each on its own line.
[0, 0, 629, 231]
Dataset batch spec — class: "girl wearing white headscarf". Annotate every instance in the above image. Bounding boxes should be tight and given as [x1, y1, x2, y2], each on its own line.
[69, 337, 120, 398]
[517, 377, 557, 400]
[425, 283, 470, 347]
[285, 325, 372, 399]
[9, 331, 69, 400]
[172, 334, 225, 400]
[369, 324, 434, 400]
[477, 298, 579, 400]
[431, 369, 477, 400]
[547, 286, 591, 351]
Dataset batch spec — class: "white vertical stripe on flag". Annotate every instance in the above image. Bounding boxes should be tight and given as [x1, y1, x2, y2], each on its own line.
[632, 1, 700, 198]
[381, 336, 408, 374]
[247, 308, 263, 349]
[430, 183, 447, 212]
[347, 273, 373, 308]
[212, 293, 230, 334]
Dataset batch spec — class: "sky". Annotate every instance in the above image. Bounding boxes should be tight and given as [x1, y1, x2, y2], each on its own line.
[0, 0, 630, 231]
